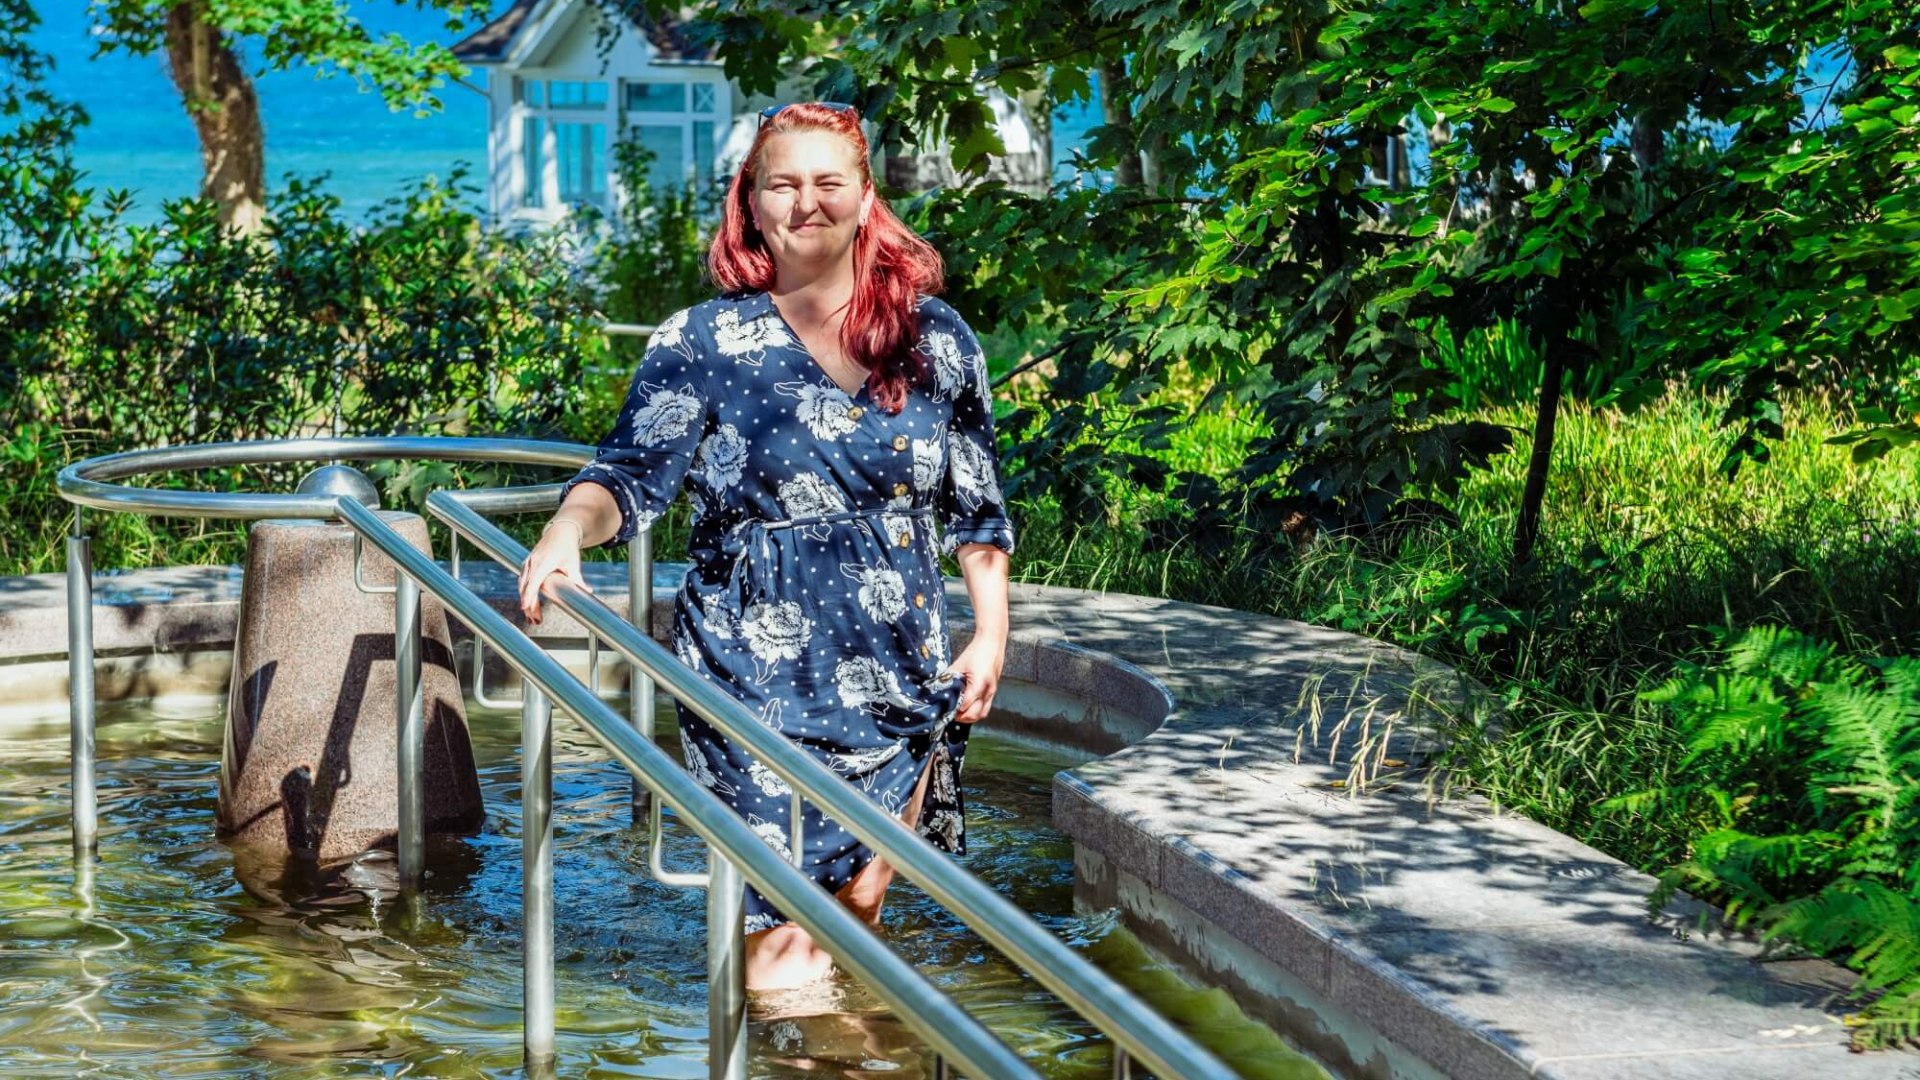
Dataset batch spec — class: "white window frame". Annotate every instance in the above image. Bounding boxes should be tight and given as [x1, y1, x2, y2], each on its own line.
[616, 67, 732, 206]
[511, 71, 619, 217]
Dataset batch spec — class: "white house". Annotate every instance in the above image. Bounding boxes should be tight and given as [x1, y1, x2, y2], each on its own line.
[452, 0, 1047, 226]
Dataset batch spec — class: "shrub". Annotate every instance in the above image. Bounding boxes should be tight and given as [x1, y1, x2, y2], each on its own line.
[2, 161, 610, 574]
[1616, 627, 1920, 1046]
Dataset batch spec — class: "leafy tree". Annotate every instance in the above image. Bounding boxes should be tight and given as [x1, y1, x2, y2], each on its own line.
[85, 0, 485, 230]
[686, 0, 1920, 574]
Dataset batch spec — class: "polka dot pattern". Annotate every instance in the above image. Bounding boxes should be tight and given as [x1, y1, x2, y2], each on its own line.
[559, 290, 1017, 928]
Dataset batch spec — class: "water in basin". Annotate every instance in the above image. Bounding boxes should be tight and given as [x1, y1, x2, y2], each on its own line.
[0, 697, 1323, 1079]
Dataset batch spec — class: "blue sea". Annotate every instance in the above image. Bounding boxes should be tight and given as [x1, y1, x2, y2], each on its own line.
[28, 2, 1102, 225]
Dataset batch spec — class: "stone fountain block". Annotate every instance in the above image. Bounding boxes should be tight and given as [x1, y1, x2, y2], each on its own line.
[217, 513, 482, 861]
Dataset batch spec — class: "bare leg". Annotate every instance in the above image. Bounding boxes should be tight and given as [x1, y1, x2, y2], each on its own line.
[836, 752, 936, 925]
[743, 751, 939, 991]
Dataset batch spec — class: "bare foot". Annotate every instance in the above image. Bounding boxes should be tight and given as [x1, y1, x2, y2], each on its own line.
[745, 923, 836, 991]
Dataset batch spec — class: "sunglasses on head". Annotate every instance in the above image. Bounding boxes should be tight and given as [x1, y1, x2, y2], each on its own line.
[757, 101, 861, 128]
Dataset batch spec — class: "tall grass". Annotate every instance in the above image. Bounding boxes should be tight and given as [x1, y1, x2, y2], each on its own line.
[1008, 388, 1920, 871]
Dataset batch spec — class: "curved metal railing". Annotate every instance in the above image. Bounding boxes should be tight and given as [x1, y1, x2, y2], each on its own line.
[55, 437, 1237, 1080]
[430, 490, 1233, 1080]
[57, 436, 589, 520]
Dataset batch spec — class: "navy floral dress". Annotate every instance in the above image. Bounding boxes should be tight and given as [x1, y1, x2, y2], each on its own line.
[561, 289, 1017, 933]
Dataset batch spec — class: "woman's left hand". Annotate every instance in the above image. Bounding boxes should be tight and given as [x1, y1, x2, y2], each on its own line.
[945, 641, 1004, 724]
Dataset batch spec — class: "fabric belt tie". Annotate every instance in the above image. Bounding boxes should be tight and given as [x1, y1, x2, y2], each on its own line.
[732, 505, 934, 609]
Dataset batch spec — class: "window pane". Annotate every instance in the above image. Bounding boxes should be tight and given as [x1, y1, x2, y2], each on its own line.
[517, 77, 543, 108]
[548, 80, 607, 109]
[692, 120, 714, 186]
[691, 84, 716, 113]
[625, 82, 687, 113]
[521, 116, 543, 207]
[556, 122, 605, 203]
[634, 124, 685, 190]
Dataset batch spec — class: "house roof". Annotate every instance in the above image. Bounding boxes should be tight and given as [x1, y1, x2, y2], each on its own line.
[451, 0, 715, 65]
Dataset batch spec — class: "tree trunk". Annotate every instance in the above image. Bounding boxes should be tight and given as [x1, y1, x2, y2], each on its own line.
[163, 2, 265, 232]
[1512, 340, 1565, 568]
[1630, 112, 1665, 171]
[1098, 58, 1144, 187]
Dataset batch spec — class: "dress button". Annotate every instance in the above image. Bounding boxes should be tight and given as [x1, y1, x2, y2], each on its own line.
[919, 643, 931, 659]
[897, 532, 912, 548]
[892, 435, 909, 451]
[893, 482, 909, 497]
[913, 593, 925, 608]
[847, 405, 864, 421]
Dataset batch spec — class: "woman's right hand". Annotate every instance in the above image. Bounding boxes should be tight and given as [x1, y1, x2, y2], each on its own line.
[518, 519, 593, 624]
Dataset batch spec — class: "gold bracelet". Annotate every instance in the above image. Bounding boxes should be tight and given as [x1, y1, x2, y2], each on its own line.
[542, 518, 585, 542]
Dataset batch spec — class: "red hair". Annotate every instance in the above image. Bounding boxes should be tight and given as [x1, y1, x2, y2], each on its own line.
[707, 103, 945, 413]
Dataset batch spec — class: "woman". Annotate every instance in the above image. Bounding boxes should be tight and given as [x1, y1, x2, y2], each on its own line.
[517, 102, 1015, 991]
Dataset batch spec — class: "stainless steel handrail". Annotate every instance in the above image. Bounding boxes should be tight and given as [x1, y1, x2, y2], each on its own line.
[57, 436, 589, 520]
[429, 489, 1238, 1080]
[55, 435, 1237, 1079]
[336, 499, 1038, 1080]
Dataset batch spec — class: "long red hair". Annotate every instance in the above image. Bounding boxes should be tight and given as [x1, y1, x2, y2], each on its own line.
[707, 103, 945, 413]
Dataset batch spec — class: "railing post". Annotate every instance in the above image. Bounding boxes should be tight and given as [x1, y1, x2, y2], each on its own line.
[629, 531, 654, 824]
[706, 851, 746, 1080]
[395, 572, 425, 890]
[523, 683, 556, 1069]
[67, 528, 97, 860]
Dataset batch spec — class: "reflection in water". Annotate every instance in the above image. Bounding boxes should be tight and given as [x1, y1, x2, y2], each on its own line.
[0, 698, 1320, 1079]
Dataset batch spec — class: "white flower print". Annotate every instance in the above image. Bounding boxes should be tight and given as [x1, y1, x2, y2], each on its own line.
[672, 626, 701, 671]
[745, 912, 786, 936]
[911, 436, 944, 494]
[699, 591, 739, 640]
[827, 743, 904, 775]
[945, 434, 1003, 511]
[879, 494, 916, 550]
[925, 607, 951, 670]
[749, 814, 793, 860]
[930, 753, 959, 805]
[629, 383, 702, 446]
[684, 743, 736, 797]
[741, 601, 812, 683]
[747, 758, 791, 797]
[775, 380, 860, 440]
[757, 697, 786, 732]
[924, 809, 964, 850]
[778, 473, 849, 522]
[652, 308, 689, 350]
[694, 423, 748, 491]
[836, 656, 907, 713]
[925, 329, 969, 400]
[714, 307, 792, 363]
[880, 786, 906, 816]
[840, 561, 908, 623]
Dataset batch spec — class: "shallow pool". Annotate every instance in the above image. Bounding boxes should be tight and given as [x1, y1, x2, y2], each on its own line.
[0, 698, 1325, 1079]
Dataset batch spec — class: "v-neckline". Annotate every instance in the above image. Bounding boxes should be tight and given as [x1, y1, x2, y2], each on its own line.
[766, 294, 870, 401]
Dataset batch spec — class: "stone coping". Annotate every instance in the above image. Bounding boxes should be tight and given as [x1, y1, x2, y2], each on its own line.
[1, 563, 1908, 1079]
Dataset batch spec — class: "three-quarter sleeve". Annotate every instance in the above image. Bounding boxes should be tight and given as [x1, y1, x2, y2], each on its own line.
[560, 311, 707, 547]
[931, 305, 1018, 558]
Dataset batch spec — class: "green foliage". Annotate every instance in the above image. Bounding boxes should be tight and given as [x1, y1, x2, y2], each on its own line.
[87, 0, 486, 115]
[589, 136, 716, 391]
[0, 26, 607, 573]
[700, 0, 1920, 563]
[1011, 386, 1920, 1038]
[1619, 627, 1920, 1044]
